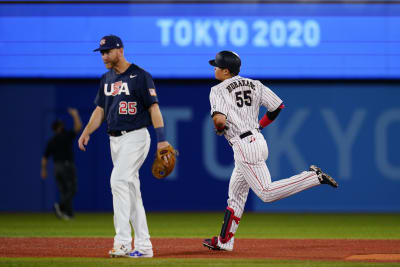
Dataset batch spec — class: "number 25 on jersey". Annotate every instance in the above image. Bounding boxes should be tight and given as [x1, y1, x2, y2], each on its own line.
[119, 101, 137, 115]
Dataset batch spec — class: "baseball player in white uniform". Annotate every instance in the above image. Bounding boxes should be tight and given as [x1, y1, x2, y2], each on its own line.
[203, 51, 338, 251]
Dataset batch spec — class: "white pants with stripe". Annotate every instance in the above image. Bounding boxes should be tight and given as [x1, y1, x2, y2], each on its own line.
[109, 128, 152, 253]
[228, 131, 320, 219]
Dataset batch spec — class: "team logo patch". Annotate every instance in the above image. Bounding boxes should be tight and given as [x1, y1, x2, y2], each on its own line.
[112, 81, 122, 96]
[149, 88, 157, 96]
[100, 39, 106, 45]
[104, 81, 130, 96]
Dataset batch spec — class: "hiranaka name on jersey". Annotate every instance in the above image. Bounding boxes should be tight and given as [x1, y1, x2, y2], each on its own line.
[226, 79, 255, 93]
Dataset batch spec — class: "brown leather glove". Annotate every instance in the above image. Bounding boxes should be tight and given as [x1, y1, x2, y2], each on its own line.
[152, 144, 178, 179]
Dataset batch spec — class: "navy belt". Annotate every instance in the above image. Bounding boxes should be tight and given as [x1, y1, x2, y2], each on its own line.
[239, 131, 252, 139]
[239, 128, 260, 139]
[108, 129, 135, 137]
[229, 129, 260, 146]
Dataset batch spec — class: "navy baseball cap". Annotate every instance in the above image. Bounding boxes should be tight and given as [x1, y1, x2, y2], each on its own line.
[209, 50, 241, 74]
[93, 35, 123, 52]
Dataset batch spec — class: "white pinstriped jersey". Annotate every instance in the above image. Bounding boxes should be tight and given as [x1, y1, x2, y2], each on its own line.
[210, 75, 283, 140]
[208, 74, 322, 252]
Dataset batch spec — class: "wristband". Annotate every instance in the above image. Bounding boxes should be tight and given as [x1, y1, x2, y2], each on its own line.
[259, 103, 285, 129]
[155, 127, 166, 142]
[259, 115, 273, 128]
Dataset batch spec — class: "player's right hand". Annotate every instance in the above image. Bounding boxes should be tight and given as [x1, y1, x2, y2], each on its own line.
[68, 107, 79, 116]
[215, 125, 229, 136]
[157, 141, 171, 164]
[78, 134, 90, 151]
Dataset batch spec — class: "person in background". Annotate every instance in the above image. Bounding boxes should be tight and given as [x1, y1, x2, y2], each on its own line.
[41, 108, 82, 220]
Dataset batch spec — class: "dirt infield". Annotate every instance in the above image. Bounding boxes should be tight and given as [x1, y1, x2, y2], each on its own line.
[1, 237, 400, 262]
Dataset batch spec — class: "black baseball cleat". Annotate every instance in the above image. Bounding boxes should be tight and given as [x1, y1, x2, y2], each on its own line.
[203, 236, 221, 250]
[310, 165, 338, 188]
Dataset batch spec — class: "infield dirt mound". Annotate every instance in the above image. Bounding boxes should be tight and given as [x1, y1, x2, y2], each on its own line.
[1, 237, 399, 262]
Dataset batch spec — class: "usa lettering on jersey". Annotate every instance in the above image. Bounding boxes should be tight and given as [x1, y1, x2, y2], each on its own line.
[104, 81, 130, 96]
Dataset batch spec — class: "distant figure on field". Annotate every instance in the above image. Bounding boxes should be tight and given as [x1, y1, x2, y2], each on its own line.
[41, 108, 82, 220]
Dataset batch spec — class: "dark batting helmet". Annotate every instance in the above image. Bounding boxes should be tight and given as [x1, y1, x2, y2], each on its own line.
[209, 51, 241, 75]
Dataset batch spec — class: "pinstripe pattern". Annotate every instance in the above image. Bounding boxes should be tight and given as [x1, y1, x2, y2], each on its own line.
[210, 75, 282, 140]
[234, 134, 320, 203]
[209, 76, 321, 249]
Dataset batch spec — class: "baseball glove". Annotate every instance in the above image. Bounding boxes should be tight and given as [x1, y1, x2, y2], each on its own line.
[152, 144, 177, 179]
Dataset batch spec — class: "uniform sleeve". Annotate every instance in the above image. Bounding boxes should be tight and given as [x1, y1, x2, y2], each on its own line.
[140, 71, 159, 109]
[94, 75, 106, 108]
[259, 82, 283, 111]
[210, 87, 228, 117]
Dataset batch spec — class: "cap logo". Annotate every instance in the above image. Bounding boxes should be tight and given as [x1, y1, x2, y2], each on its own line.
[117, 43, 120, 47]
[100, 39, 106, 45]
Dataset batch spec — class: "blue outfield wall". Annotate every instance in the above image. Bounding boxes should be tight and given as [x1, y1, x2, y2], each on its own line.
[0, 79, 399, 212]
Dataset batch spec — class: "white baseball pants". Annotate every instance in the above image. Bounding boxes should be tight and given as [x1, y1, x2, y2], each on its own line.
[228, 131, 321, 219]
[109, 128, 152, 253]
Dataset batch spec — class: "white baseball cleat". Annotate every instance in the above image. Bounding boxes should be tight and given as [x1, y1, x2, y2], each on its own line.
[109, 245, 130, 258]
[126, 250, 154, 258]
[217, 236, 234, 251]
[203, 236, 234, 251]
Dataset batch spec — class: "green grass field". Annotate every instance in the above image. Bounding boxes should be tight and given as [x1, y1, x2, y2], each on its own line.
[1, 212, 400, 267]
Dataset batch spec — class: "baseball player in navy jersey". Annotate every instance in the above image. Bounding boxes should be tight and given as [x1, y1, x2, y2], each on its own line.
[203, 51, 338, 251]
[78, 35, 170, 258]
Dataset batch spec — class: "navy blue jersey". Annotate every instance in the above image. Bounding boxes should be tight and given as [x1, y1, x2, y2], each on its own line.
[95, 64, 158, 131]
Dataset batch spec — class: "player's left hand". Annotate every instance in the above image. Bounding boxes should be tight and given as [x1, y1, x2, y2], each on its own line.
[157, 141, 170, 150]
[152, 143, 178, 179]
[157, 141, 171, 164]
